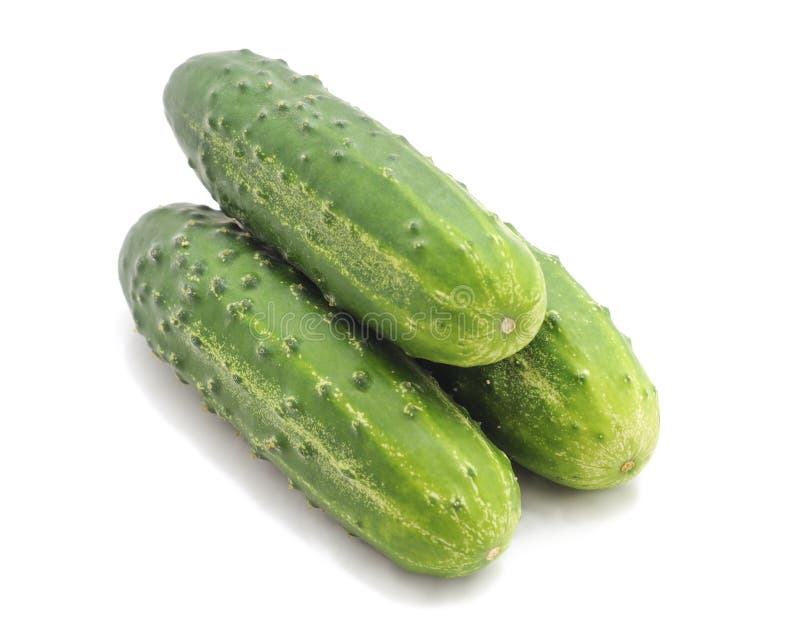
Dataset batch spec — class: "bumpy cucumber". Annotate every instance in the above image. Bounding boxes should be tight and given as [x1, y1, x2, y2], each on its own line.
[119, 203, 519, 576]
[428, 233, 659, 490]
[163, 50, 545, 366]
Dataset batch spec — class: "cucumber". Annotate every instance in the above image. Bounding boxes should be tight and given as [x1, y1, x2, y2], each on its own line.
[428, 234, 659, 490]
[163, 50, 546, 366]
[119, 203, 520, 577]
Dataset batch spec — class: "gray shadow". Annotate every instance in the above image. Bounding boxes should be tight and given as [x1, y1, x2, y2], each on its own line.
[121, 312, 504, 604]
[516, 463, 640, 526]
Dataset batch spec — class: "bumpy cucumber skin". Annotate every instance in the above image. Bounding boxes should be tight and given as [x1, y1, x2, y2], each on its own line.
[163, 50, 546, 366]
[428, 235, 659, 490]
[119, 204, 520, 577]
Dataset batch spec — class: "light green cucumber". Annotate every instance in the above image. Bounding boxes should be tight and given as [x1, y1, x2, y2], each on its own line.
[163, 50, 546, 366]
[119, 203, 520, 576]
[428, 232, 659, 490]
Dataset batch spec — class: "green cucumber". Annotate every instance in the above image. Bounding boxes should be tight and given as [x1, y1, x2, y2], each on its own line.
[119, 203, 520, 577]
[163, 50, 546, 366]
[428, 233, 659, 490]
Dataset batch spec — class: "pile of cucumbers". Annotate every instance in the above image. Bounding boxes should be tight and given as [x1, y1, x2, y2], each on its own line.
[120, 50, 659, 577]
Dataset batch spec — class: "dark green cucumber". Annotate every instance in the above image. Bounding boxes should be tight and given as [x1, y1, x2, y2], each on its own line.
[163, 50, 546, 366]
[428, 234, 659, 490]
[119, 203, 519, 576]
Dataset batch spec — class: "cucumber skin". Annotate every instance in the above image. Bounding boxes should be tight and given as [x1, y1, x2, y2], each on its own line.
[163, 50, 546, 366]
[119, 204, 520, 577]
[428, 238, 659, 490]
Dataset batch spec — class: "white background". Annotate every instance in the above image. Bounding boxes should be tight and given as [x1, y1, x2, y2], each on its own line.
[2, 1, 798, 622]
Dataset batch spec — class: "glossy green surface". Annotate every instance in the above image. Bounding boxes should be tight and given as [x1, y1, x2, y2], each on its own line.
[429, 236, 659, 490]
[163, 50, 545, 366]
[119, 204, 520, 576]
